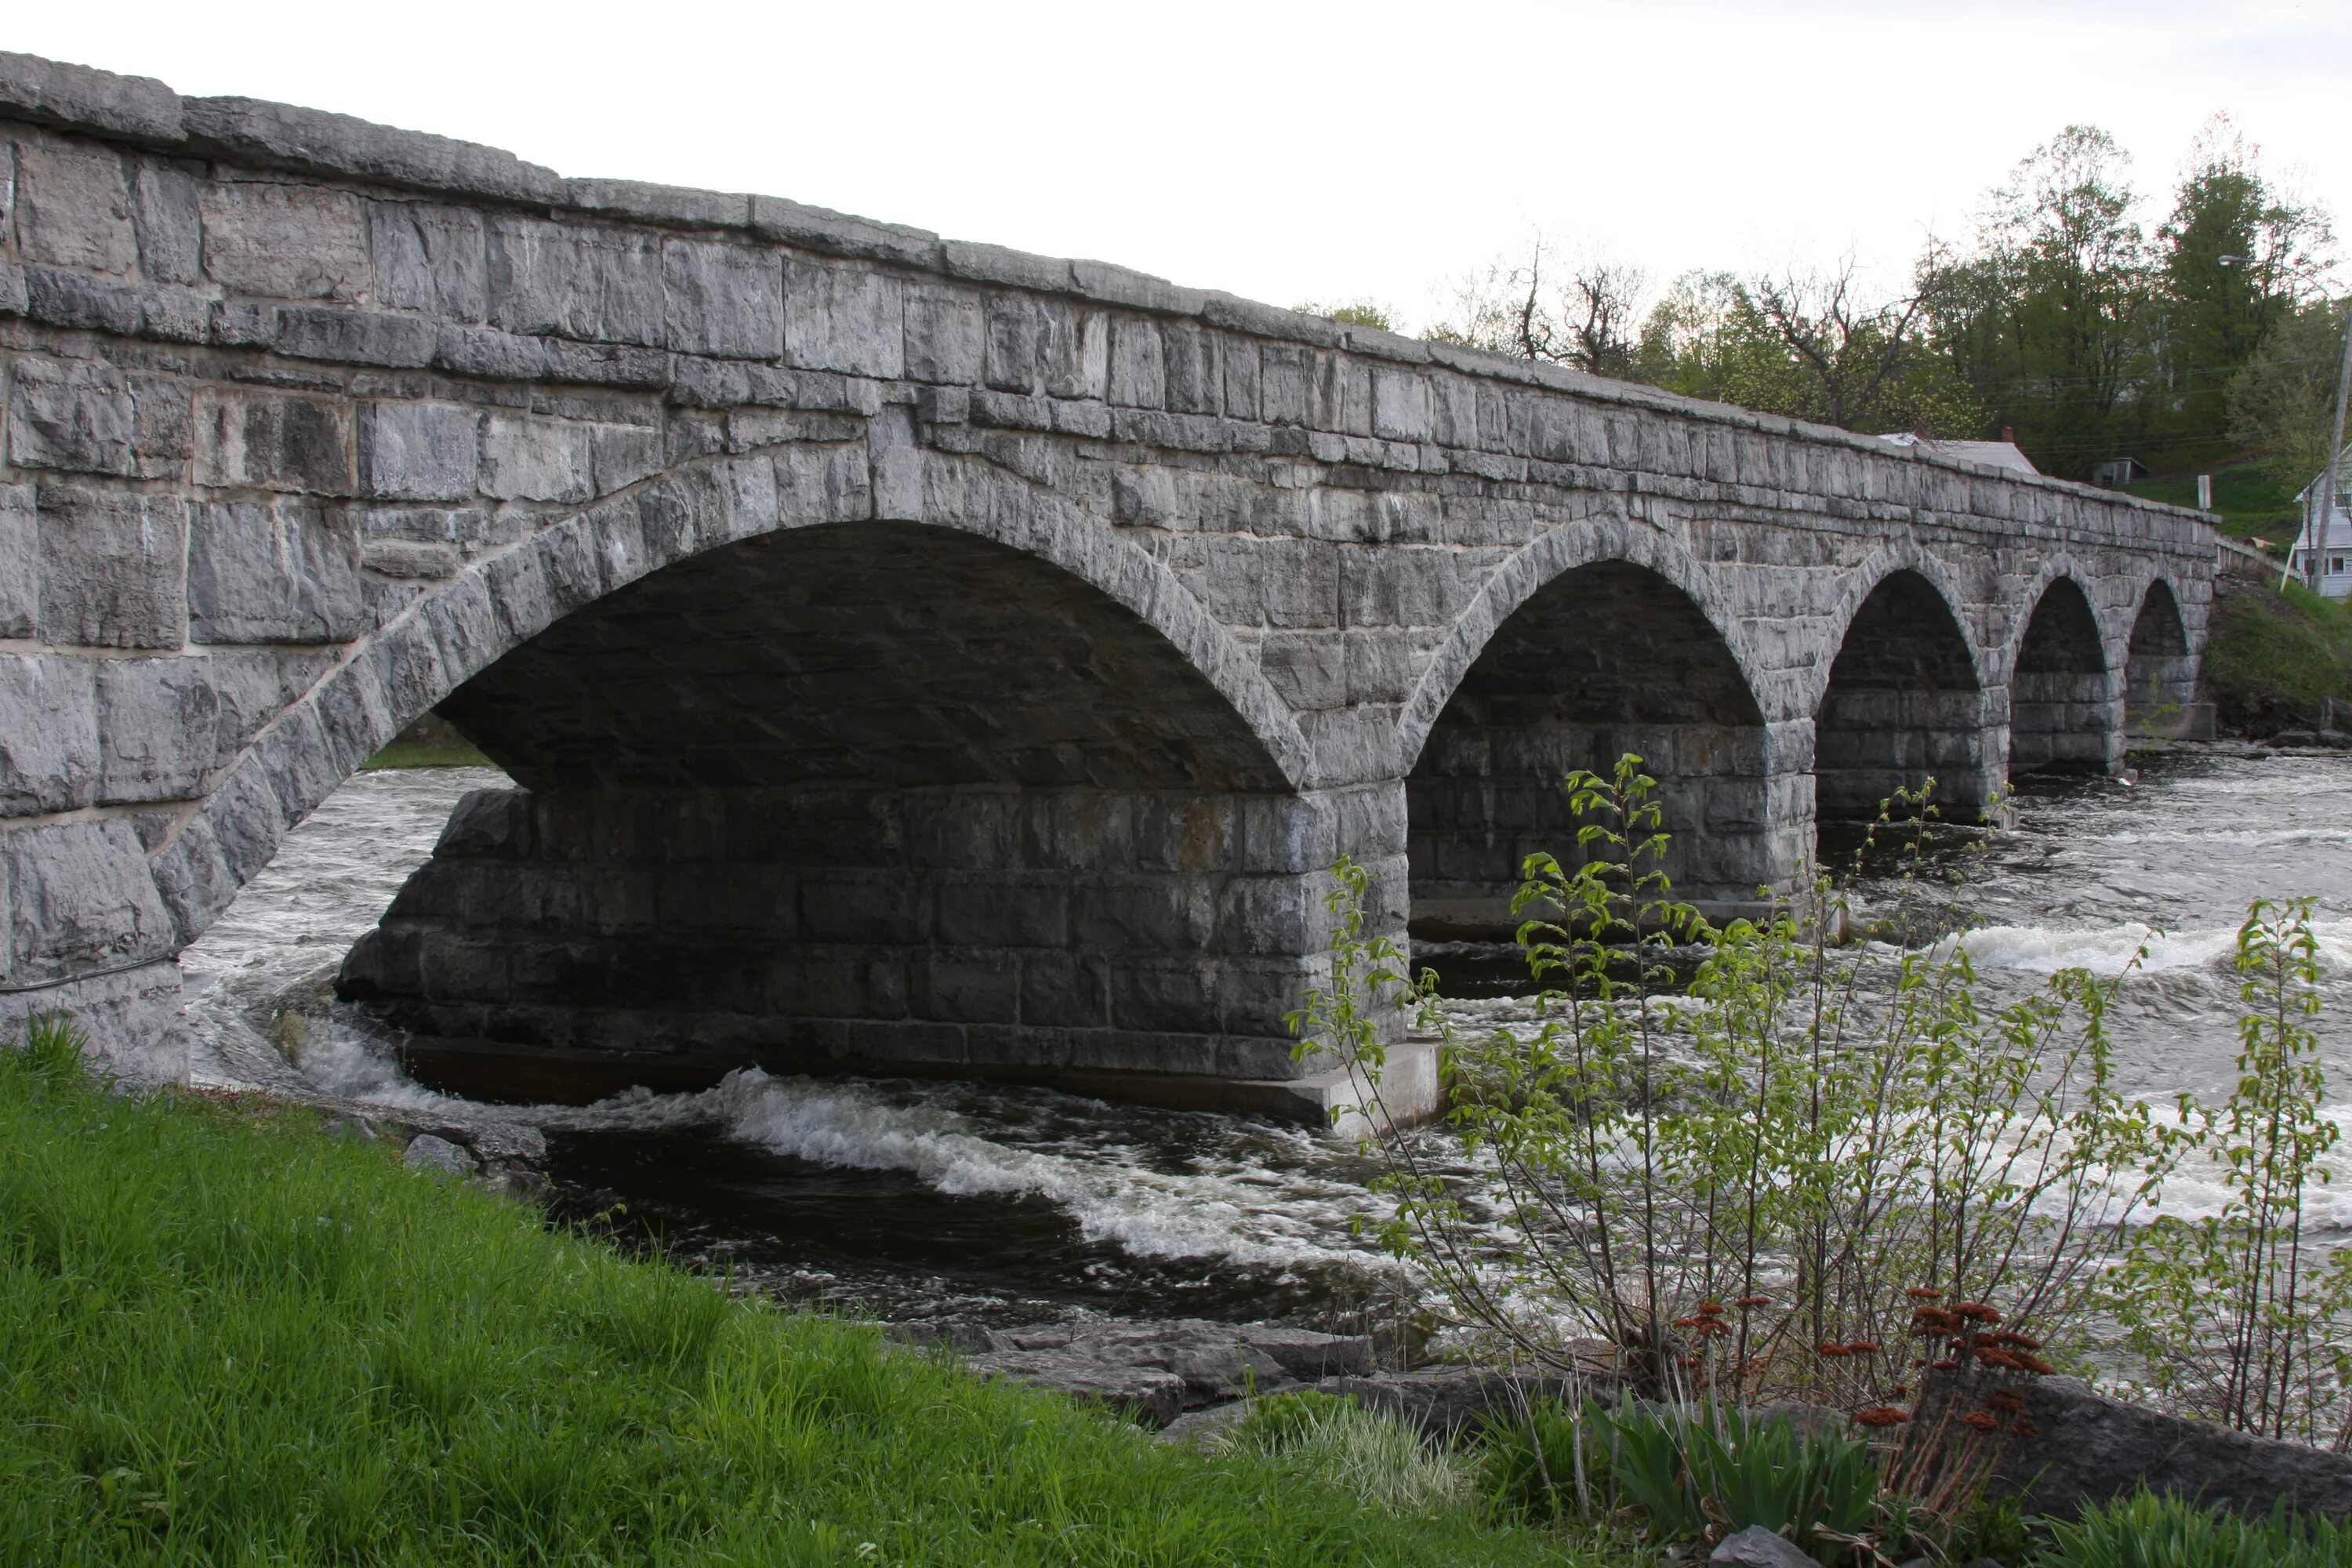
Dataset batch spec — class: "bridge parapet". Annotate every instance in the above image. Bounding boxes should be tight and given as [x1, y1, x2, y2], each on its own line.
[0, 51, 2217, 1109]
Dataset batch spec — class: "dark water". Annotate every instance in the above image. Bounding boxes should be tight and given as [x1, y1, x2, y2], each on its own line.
[180, 747, 2352, 1337]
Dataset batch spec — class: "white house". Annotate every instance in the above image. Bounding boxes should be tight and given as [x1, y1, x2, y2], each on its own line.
[2289, 444, 2352, 601]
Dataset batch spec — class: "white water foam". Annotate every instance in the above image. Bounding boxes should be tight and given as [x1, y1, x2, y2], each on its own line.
[1951, 919, 2352, 978]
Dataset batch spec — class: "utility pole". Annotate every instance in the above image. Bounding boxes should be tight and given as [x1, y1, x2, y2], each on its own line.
[2307, 298, 2352, 596]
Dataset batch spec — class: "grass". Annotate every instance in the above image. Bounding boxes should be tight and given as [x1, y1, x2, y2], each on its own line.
[2038, 1490, 2352, 1568]
[0, 1027, 1599, 1568]
[2198, 577, 2352, 734]
[360, 713, 495, 771]
[2123, 463, 2304, 548]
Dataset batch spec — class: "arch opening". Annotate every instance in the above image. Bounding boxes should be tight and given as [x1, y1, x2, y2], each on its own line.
[2009, 578, 2118, 775]
[336, 521, 1326, 1102]
[2124, 580, 2196, 736]
[1814, 571, 1991, 824]
[1406, 560, 1777, 942]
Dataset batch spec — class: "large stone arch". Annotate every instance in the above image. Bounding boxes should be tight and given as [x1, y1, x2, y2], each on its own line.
[2006, 572, 2121, 776]
[1813, 561, 1995, 825]
[1401, 524, 1789, 927]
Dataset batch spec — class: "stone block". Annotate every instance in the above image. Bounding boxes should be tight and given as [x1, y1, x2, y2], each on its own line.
[480, 413, 593, 503]
[368, 200, 487, 321]
[909, 951, 1022, 1025]
[35, 484, 187, 648]
[187, 499, 364, 643]
[358, 401, 480, 501]
[192, 388, 353, 493]
[1107, 318, 1164, 408]
[783, 258, 903, 378]
[486, 216, 663, 347]
[0, 50, 183, 141]
[10, 134, 136, 274]
[269, 304, 437, 368]
[1043, 307, 1109, 401]
[6, 354, 188, 479]
[773, 444, 872, 524]
[665, 238, 784, 359]
[198, 178, 368, 301]
[1018, 953, 1110, 1027]
[1371, 367, 1432, 441]
[96, 656, 219, 803]
[4, 818, 174, 985]
[903, 283, 985, 384]
[0, 483, 32, 637]
[590, 424, 664, 494]
[131, 161, 202, 283]
[0, 654, 98, 815]
[1160, 323, 1221, 416]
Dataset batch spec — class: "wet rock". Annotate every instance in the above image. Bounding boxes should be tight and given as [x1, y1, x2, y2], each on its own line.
[401, 1132, 477, 1176]
[319, 1113, 376, 1142]
[1156, 1400, 1254, 1448]
[471, 1164, 550, 1203]
[962, 1318, 1374, 1427]
[2267, 728, 2318, 748]
[1710, 1526, 1815, 1568]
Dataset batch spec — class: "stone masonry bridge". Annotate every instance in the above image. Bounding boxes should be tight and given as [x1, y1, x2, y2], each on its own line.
[0, 53, 2216, 1118]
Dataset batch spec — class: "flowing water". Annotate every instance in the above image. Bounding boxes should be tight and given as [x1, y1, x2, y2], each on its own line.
[181, 749, 2352, 1339]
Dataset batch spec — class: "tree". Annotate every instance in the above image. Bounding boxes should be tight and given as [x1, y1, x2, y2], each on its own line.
[1426, 235, 1647, 378]
[1293, 299, 1398, 332]
[1634, 263, 1980, 437]
[2155, 114, 2332, 455]
[2229, 294, 2351, 486]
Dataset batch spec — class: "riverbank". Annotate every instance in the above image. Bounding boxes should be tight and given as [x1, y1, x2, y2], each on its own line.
[0, 1034, 1588, 1567]
[2199, 575, 2352, 737]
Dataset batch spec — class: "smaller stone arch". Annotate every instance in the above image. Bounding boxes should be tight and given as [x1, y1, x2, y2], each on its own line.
[2124, 577, 2197, 736]
[2009, 576, 2121, 776]
[1814, 567, 1993, 825]
[1406, 554, 1779, 932]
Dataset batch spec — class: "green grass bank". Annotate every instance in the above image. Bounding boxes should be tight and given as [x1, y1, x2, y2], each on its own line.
[2198, 576, 2352, 735]
[0, 1038, 1581, 1567]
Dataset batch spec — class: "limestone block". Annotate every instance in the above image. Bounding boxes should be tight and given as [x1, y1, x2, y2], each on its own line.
[96, 656, 219, 803]
[774, 443, 872, 524]
[0, 483, 32, 637]
[1160, 323, 1221, 416]
[198, 179, 368, 301]
[1371, 367, 1432, 441]
[269, 305, 437, 368]
[480, 413, 592, 503]
[188, 499, 364, 643]
[10, 134, 136, 274]
[1018, 952, 1110, 1027]
[0, 50, 182, 141]
[35, 484, 187, 648]
[368, 201, 487, 321]
[3, 818, 174, 984]
[0, 957, 187, 1082]
[0, 145, 13, 251]
[909, 951, 1022, 1025]
[1107, 318, 1164, 408]
[486, 216, 662, 347]
[358, 401, 480, 501]
[782, 258, 902, 377]
[6, 354, 188, 479]
[0, 654, 98, 815]
[130, 161, 202, 283]
[902, 282, 985, 384]
[590, 424, 664, 495]
[1221, 339, 1260, 422]
[192, 388, 353, 493]
[180, 93, 561, 205]
[664, 238, 783, 360]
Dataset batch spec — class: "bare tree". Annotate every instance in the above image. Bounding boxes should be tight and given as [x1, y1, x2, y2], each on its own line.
[1429, 234, 1648, 379]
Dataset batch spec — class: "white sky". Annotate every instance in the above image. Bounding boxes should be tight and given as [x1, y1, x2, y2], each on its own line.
[11, 1, 2349, 329]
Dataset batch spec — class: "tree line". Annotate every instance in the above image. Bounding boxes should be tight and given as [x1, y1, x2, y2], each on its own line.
[1312, 117, 2342, 487]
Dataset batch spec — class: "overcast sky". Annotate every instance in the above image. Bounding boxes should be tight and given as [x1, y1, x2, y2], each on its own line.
[13, 1, 2348, 328]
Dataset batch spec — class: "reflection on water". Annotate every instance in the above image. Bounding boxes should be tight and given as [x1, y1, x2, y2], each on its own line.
[182, 747, 2352, 1334]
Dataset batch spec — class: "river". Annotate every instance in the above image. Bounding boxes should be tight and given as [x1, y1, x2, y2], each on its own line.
[180, 747, 2352, 1339]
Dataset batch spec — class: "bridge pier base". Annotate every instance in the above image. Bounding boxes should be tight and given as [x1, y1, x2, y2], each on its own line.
[339, 779, 1421, 1123]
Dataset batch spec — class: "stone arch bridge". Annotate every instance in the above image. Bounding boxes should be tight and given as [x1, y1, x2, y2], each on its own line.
[0, 53, 2215, 1117]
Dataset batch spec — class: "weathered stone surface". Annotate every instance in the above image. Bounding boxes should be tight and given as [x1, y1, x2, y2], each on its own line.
[198, 178, 368, 301]
[3, 819, 174, 984]
[400, 1132, 478, 1176]
[664, 238, 782, 359]
[963, 1319, 1374, 1427]
[180, 95, 560, 205]
[0, 655, 99, 815]
[96, 657, 219, 802]
[479, 413, 591, 503]
[0, 958, 187, 1083]
[187, 501, 363, 643]
[1711, 1526, 1817, 1568]
[486, 216, 662, 347]
[193, 388, 353, 493]
[130, 160, 202, 283]
[0, 482, 36, 638]
[9, 133, 136, 273]
[0, 51, 182, 141]
[1991, 1375, 2352, 1519]
[6, 354, 190, 479]
[35, 485, 187, 648]
[368, 201, 487, 320]
[784, 258, 902, 377]
[358, 401, 478, 502]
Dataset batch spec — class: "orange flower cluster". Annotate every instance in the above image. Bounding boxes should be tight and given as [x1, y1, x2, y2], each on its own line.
[1851, 1405, 1911, 1428]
